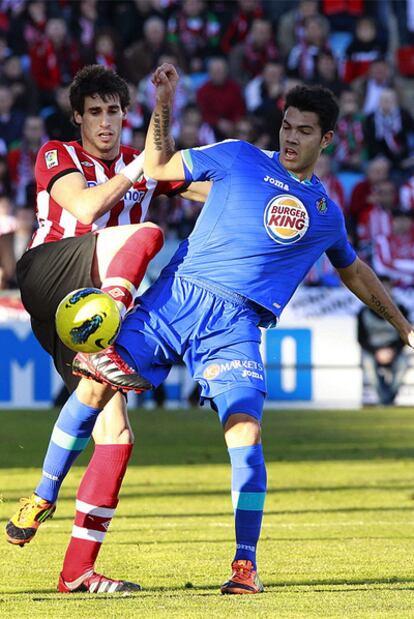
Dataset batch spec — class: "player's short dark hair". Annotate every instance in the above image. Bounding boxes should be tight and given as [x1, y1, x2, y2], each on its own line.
[69, 65, 130, 124]
[284, 85, 339, 135]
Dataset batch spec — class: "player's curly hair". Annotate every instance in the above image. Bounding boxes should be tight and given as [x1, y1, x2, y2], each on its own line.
[69, 65, 130, 125]
[284, 85, 339, 135]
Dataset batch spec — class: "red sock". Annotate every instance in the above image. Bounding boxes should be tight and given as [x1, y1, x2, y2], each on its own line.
[101, 226, 163, 315]
[61, 444, 133, 582]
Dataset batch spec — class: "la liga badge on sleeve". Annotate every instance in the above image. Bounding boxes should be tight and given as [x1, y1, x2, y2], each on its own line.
[45, 149, 59, 169]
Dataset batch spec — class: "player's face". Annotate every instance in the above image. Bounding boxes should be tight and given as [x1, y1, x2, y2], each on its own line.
[279, 107, 333, 180]
[74, 94, 125, 159]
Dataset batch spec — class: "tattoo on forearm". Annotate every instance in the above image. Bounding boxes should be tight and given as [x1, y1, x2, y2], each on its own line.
[153, 106, 174, 156]
[370, 294, 394, 322]
[161, 104, 174, 157]
[153, 112, 162, 151]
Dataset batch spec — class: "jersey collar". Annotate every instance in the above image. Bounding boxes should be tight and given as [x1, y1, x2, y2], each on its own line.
[275, 152, 318, 186]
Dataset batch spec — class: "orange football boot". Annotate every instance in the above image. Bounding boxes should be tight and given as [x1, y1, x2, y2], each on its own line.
[221, 559, 264, 594]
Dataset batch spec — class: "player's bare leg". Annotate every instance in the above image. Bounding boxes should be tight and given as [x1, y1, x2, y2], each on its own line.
[92, 391, 134, 445]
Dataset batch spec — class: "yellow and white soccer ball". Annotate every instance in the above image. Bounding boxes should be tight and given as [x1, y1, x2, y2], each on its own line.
[55, 287, 121, 353]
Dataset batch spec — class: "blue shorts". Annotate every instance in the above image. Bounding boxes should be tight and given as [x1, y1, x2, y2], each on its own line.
[117, 276, 267, 414]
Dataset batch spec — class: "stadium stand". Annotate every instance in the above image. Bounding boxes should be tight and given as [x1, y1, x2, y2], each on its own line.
[0, 0, 414, 402]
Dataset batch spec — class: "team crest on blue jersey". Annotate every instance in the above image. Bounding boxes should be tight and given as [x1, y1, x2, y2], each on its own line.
[316, 196, 328, 214]
[264, 194, 309, 244]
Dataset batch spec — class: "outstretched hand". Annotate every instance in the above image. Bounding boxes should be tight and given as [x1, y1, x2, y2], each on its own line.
[151, 63, 179, 104]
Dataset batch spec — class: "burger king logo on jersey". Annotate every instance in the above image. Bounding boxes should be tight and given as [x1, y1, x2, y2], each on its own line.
[264, 194, 309, 244]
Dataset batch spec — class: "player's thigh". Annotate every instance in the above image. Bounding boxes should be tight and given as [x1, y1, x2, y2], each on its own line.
[93, 223, 161, 283]
[31, 317, 80, 392]
[188, 306, 266, 432]
[116, 301, 177, 389]
[17, 235, 96, 322]
[92, 392, 133, 444]
[191, 337, 266, 403]
[17, 236, 97, 390]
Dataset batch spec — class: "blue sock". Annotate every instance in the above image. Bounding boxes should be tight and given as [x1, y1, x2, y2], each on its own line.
[35, 393, 101, 503]
[228, 444, 267, 570]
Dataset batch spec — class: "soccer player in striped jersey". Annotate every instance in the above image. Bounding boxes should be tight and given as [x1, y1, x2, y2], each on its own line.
[5, 65, 208, 594]
[72, 63, 414, 594]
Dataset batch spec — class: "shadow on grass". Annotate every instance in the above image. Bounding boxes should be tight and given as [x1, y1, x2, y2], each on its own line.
[3, 500, 414, 526]
[4, 481, 414, 506]
[4, 576, 414, 598]
[113, 534, 414, 546]
[32, 504, 414, 524]
[264, 575, 414, 591]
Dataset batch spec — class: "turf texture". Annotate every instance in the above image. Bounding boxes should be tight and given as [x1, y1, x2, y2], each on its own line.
[1, 406, 414, 618]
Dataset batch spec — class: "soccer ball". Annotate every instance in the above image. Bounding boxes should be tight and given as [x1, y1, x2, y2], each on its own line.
[55, 287, 121, 353]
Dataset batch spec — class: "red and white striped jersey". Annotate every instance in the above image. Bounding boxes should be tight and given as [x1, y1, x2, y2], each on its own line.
[372, 225, 414, 287]
[30, 140, 184, 248]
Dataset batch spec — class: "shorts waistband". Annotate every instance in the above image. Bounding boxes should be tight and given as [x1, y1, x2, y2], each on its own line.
[178, 275, 262, 312]
[177, 276, 278, 329]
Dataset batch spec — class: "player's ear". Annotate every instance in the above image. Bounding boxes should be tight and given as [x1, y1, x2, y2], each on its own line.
[321, 130, 334, 150]
[73, 110, 82, 125]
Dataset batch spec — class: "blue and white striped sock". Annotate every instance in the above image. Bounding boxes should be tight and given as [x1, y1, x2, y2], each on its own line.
[228, 444, 267, 570]
[35, 393, 101, 503]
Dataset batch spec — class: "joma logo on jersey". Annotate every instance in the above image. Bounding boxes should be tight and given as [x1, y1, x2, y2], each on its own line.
[263, 175, 289, 191]
[264, 194, 309, 244]
[87, 181, 145, 202]
[203, 359, 264, 380]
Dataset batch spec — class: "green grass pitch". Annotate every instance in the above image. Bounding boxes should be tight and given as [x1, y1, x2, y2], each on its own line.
[1, 406, 414, 618]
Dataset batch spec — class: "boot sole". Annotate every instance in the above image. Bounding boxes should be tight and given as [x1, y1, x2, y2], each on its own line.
[73, 366, 144, 393]
[6, 533, 34, 547]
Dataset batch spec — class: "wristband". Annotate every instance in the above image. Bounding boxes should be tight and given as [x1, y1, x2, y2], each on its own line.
[119, 151, 145, 183]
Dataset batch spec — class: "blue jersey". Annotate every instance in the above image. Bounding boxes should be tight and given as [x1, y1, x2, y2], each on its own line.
[161, 140, 356, 320]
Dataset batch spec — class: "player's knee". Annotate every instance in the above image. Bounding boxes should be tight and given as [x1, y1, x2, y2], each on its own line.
[117, 427, 135, 444]
[211, 387, 264, 437]
[76, 378, 114, 410]
[141, 223, 164, 257]
[224, 414, 261, 447]
[93, 425, 135, 445]
[92, 392, 135, 444]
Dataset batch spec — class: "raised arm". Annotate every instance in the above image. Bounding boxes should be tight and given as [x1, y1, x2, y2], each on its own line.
[144, 63, 186, 181]
[337, 257, 414, 347]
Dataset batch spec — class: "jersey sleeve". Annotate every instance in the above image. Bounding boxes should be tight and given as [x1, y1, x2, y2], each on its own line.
[325, 210, 357, 268]
[153, 179, 188, 197]
[35, 141, 81, 193]
[181, 139, 243, 182]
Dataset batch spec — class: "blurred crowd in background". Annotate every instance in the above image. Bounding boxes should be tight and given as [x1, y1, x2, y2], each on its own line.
[1, 0, 414, 292]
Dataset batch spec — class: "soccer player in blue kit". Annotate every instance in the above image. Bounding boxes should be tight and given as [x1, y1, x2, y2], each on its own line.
[74, 64, 414, 594]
